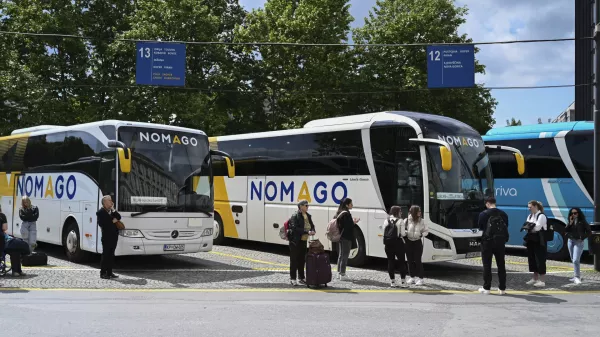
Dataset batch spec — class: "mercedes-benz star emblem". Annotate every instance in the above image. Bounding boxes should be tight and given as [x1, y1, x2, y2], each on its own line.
[171, 230, 179, 239]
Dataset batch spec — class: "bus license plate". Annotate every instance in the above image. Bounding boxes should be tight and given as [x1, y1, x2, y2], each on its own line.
[466, 251, 481, 258]
[163, 244, 185, 252]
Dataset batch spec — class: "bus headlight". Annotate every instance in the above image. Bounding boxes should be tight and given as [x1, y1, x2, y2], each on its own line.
[120, 229, 145, 238]
[201, 228, 213, 237]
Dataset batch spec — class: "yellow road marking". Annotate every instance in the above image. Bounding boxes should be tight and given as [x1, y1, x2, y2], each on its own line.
[1, 287, 600, 295]
[209, 251, 288, 267]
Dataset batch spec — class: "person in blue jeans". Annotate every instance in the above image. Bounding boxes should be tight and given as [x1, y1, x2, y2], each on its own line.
[565, 207, 591, 285]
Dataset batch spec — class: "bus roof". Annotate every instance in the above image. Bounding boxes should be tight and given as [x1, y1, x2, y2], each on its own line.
[8, 120, 206, 137]
[483, 121, 593, 141]
[214, 111, 478, 142]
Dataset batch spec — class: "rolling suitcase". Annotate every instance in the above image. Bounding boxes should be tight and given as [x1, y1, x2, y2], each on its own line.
[21, 252, 48, 266]
[305, 252, 332, 288]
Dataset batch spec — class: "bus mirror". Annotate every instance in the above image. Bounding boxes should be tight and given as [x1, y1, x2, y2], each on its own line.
[225, 157, 235, 179]
[440, 146, 452, 171]
[108, 140, 126, 149]
[514, 152, 525, 175]
[117, 148, 131, 173]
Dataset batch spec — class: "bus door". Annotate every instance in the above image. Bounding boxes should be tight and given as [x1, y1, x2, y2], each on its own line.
[9, 173, 24, 238]
[94, 149, 118, 253]
[1, 173, 19, 237]
[247, 176, 265, 242]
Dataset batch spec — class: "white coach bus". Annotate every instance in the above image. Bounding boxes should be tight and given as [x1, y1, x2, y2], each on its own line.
[209, 111, 523, 266]
[0, 120, 234, 262]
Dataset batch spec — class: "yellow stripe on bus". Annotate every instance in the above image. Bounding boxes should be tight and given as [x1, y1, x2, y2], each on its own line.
[213, 176, 238, 239]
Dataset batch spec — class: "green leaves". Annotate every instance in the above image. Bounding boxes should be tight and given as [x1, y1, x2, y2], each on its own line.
[0, 0, 497, 138]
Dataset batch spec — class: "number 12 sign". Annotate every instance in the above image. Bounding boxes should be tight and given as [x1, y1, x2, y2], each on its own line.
[426, 45, 475, 88]
[136, 42, 186, 86]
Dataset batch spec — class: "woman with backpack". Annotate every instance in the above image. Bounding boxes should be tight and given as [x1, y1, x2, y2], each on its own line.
[382, 206, 407, 288]
[405, 205, 428, 286]
[335, 197, 358, 281]
[565, 207, 591, 285]
[524, 200, 547, 288]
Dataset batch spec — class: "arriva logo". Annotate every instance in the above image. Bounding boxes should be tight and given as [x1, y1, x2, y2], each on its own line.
[495, 186, 518, 197]
[250, 180, 348, 204]
[139, 132, 198, 146]
[437, 135, 481, 148]
[17, 174, 77, 200]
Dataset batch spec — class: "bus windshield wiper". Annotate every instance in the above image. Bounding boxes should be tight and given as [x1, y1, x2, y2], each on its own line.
[131, 205, 167, 217]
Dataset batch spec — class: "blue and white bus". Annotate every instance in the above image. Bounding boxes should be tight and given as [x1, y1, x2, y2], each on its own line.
[483, 121, 593, 260]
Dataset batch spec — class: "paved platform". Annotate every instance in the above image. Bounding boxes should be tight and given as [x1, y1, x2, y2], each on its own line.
[1, 241, 599, 293]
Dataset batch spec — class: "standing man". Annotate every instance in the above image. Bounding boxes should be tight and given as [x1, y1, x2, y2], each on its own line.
[96, 195, 122, 280]
[477, 196, 509, 295]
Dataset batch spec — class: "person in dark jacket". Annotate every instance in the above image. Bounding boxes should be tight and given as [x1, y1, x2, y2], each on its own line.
[19, 196, 39, 251]
[335, 197, 358, 281]
[287, 199, 315, 286]
[1, 206, 27, 277]
[477, 196, 509, 295]
[96, 195, 122, 280]
[565, 207, 591, 284]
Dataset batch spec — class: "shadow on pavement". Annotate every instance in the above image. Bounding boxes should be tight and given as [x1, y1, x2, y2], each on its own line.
[504, 293, 568, 304]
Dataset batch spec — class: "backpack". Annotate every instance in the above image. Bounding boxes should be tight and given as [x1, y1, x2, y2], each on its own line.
[540, 213, 554, 242]
[484, 213, 508, 242]
[279, 219, 290, 241]
[383, 218, 399, 245]
[326, 211, 346, 242]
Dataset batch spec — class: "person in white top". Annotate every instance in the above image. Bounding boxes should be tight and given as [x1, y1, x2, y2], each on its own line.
[524, 200, 547, 288]
[382, 206, 408, 288]
[404, 205, 429, 286]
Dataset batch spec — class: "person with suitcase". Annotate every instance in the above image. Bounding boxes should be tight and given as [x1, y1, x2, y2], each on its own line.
[287, 199, 315, 286]
[19, 196, 39, 252]
[305, 236, 332, 288]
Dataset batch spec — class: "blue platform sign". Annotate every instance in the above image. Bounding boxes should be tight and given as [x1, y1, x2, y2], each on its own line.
[136, 42, 186, 86]
[427, 45, 475, 88]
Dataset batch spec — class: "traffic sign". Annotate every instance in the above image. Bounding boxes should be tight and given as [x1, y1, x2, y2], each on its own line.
[427, 45, 475, 88]
[136, 42, 186, 86]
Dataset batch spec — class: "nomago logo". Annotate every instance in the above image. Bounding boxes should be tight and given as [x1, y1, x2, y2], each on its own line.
[437, 135, 481, 148]
[139, 132, 198, 146]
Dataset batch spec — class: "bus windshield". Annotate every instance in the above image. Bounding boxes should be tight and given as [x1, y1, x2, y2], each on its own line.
[423, 129, 493, 230]
[117, 126, 212, 213]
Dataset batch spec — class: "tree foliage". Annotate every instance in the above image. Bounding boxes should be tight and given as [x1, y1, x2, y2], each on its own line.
[0, 0, 498, 137]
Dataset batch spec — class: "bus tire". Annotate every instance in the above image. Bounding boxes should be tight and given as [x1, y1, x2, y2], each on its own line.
[348, 227, 367, 267]
[546, 219, 569, 261]
[62, 220, 90, 263]
[213, 213, 225, 246]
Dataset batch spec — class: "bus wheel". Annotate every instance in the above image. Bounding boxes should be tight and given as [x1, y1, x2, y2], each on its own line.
[348, 227, 367, 267]
[213, 213, 225, 246]
[546, 220, 569, 261]
[63, 220, 90, 263]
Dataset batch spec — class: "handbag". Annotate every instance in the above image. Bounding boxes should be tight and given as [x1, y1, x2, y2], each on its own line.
[308, 236, 325, 254]
[115, 220, 125, 230]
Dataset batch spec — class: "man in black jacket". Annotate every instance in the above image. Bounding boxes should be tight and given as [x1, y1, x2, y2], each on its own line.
[96, 195, 122, 280]
[287, 199, 315, 286]
[477, 196, 509, 295]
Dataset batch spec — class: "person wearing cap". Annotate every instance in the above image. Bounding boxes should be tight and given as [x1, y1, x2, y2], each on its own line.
[287, 199, 316, 286]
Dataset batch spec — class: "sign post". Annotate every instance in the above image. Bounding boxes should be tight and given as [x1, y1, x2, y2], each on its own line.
[135, 42, 186, 87]
[593, 6, 600, 271]
[427, 45, 475, 88]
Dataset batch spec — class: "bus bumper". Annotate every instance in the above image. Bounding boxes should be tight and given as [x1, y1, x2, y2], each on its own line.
[114, 236, 213, 256]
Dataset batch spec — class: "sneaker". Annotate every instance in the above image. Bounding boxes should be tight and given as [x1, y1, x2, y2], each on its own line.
[101, 274, 110, 280]
[478, 287, 490, 295]
[339, 274, 349, 281]
[574, 278, 582, 285]
[415, 278, 424, 286]
[533, 281, 545, 288]
[526, 279, 537, 285]
[400, 279, 408, 288]
[498, 290, 506, 295]
[569, 277, 576, 282]
[406, 277, 415, 285]
[109, 273, 119, 279]
[390, 279, 397, 288]
[298, 279, 307, 285]
[290, 279, 297, 286]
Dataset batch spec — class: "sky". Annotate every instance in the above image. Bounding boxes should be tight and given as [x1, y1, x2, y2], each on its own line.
[239, 0, 575, 128]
